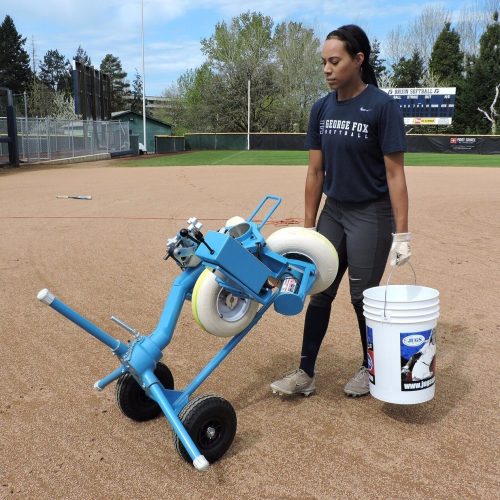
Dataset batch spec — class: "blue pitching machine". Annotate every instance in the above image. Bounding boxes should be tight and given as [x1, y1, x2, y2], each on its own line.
[37, 195, 338, 471]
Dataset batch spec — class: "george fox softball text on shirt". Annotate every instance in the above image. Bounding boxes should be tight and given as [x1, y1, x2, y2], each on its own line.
[305, 84, 407, 203]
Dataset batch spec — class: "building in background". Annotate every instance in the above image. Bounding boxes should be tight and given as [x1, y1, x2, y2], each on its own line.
[111, 110, 172, 152]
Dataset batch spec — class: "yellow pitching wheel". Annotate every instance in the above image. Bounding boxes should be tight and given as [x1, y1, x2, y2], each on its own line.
[192, 269, 259, 337]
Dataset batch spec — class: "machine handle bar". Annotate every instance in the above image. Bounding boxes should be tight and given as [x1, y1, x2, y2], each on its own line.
[248, 195, 282, 230]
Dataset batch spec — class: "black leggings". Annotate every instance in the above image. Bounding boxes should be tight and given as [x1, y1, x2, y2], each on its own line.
[299, 196, 394, 377]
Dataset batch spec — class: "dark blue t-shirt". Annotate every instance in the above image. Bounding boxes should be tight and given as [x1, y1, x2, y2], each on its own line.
[305, 84, 406, 202]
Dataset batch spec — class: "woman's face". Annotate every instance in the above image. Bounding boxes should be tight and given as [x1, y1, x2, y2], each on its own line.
[321, 38, 364, 90]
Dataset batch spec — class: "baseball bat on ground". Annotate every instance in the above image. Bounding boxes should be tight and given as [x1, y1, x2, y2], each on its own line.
[56, 195, 92, 200]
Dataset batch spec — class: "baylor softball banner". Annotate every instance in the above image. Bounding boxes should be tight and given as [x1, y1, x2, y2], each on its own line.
[381, 87, 457, 125]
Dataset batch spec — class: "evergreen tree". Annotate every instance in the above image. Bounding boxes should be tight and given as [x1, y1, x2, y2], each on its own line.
[370, 39, 386, 82]
[429, 22, 464, 85]
[39, 49, 71, 93]
[391, 51, 424, 87]
[74, 45, 91, 66]
[131, 70, 143, 113]
[452, 55, 477, 133]
[0, 15, 31, 93]
[100, 54, 130, 112]
[454, 11, 500, 133]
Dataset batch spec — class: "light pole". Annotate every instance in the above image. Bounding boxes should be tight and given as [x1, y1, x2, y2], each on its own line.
[141, 0, 147, 152]
[247, 79, 250, 151]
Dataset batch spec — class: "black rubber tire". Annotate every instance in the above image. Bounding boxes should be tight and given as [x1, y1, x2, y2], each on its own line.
[173, 394, 237, 465]
[115, 362, 174, 422]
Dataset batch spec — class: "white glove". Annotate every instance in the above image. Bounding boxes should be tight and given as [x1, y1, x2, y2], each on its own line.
[389, 232, 412, 267]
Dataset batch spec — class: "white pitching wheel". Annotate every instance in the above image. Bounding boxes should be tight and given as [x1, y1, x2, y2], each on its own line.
[266, 227, 339, 295]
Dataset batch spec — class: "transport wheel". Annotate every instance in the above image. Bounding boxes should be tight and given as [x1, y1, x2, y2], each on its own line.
[266, 226, 339, 295]
[115, 362, 174, 422]
[173, 394, 237, 465]
[192, 269, 259, 337]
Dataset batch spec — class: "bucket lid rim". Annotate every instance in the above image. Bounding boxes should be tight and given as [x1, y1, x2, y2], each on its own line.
[363, 285, 440, 302]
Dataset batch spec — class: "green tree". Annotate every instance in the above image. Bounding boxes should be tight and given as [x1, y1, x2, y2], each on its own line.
[74, 45, 91, 66]
[131, 70, 143, 113]
[272, 21, 324, 131]
[0, 15, 31, 93]
[391, 51, 424, 87]
[157, 64, 216, 133]
[155, 83, 188, 135]
[200, 11, 278, 131]
[370, 39, 386, 82]
[202, 12, 274, 77]
[429, 22, 464, 85]
[100, 54, 130, 112]
[39, 49, 71, 93]
[454, 11, 500, 133]
[164, 12, 324, 133]
[452, 54, 477, 133]
[153, 83, 185, 134]
[27, 79, 55, 117]
[473, 11, 500, 133]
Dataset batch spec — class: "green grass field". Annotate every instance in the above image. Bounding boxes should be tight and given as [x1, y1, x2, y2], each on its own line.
[122, 150, 500, 167]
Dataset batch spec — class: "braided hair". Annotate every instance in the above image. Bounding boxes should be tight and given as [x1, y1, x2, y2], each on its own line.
[326, 24, 378, 87]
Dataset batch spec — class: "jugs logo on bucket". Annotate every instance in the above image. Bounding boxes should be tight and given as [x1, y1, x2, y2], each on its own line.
[366, 327, 375, 384]
[402, 334, 426, 347]
[400, 329, 436, 392]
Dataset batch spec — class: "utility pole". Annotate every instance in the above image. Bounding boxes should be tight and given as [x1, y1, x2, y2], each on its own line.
[141, 0, 147, 152]
[247, 80, 251, 151]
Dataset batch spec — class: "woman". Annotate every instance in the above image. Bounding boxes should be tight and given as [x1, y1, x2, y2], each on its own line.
[271, 24, 411, 398]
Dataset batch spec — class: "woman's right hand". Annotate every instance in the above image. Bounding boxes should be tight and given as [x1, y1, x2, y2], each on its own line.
[304, 150, 324, 229]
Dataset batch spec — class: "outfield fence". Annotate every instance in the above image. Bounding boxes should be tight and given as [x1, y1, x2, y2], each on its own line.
[0, 117, 130, 163]
[155, 132, 500, 154]
[155, 133, 307, 153]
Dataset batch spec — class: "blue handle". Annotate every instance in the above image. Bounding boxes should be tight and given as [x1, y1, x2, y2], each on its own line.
[247, 195, 282, 230]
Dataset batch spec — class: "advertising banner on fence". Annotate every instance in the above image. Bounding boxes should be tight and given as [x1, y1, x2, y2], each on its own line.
[449, 136, 478, 152]
[406, 135, 500, 154]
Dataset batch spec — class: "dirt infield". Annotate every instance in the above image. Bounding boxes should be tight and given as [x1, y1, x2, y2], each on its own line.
[1, 162, 499, 499]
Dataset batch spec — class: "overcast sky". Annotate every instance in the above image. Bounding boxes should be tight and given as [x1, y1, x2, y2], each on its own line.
[1, 0, 482, 95]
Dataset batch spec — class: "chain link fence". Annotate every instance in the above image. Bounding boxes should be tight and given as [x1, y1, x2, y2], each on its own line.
[0, 117, 130, 164]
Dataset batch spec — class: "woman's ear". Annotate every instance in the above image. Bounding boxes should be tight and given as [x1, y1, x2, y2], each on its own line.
[355, 52, 365, 68]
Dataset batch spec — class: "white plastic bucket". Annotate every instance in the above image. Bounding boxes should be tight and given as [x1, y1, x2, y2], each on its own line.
[363, 284, 439, 404]
[363, 304, 440, 318]
[363, 284, 439, 310]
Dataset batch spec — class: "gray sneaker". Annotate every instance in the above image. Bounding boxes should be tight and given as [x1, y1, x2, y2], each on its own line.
[344, 366, 370, 397]
[270, 368, 316, 396]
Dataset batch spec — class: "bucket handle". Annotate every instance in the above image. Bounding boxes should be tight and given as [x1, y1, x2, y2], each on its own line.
[383, 261, 417, 319]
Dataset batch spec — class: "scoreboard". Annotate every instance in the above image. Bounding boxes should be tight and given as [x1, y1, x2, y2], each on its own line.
[381, 87, 457, 125]
[72, 60, 112, 121]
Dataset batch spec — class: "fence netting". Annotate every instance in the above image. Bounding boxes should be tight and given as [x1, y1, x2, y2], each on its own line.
[0, 118, 130, 164]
